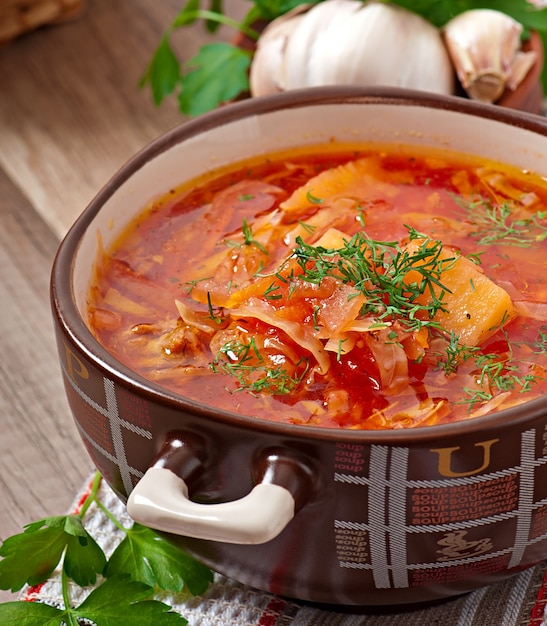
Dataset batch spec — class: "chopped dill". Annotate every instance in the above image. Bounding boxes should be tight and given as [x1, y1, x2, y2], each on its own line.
[263, 282, 282, 300]
[289, 227, 454, 334]
[184, 275, 213, 294]
[212, 338, 309, 395]
[222, 218, 268, 254]
[298, 220, 317, 234]
[453, 195, 547, 247]
[306, 190, 325, 204]
[206, 292, 224, 324]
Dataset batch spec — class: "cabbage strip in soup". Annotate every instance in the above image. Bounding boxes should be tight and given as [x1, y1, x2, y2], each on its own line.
[88, 146, 547, 429]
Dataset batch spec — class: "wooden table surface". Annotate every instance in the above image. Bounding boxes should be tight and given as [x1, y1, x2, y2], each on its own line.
[0, 0, 245, 601]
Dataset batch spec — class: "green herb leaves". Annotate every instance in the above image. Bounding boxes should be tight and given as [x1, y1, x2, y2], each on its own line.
[141, 34, 181, 107]
[138, 1, 339, 115]
[0, 473, 212, 625]
[291, 229, 453, 332]
[105, 523, 212, 595]
[140, 0, 256, 116]
[0, 576, 188, 626]
[454, 196, 547, 247]
[213, 337, 310, 395]
[178, 43, 251, 117]
[0, 515, 105, 591]
[141, 39, 251, 117]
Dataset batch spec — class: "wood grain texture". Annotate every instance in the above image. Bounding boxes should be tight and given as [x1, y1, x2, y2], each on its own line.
[0, 169, 90, 601]
[0, 0, 246, 238]
[0, 0, 246, 601]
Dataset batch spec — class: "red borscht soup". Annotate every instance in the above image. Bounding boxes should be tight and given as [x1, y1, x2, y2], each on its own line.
[87, 144, 547, 429]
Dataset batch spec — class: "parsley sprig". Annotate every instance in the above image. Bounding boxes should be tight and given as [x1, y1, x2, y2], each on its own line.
[141, 0, 547, 116]
[459, 364, 541, 409]
[0, 472, 213, 625]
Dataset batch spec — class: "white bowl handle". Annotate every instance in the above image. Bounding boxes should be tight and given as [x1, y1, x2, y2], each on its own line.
[127, 465, 295, 544]
[125, 435, 317, 545]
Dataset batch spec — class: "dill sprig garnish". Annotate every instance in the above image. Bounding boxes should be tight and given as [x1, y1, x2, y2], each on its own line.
[290, 227, 454, 333]
[454, 347, 542, 410]
[453, 195, 547, 247]
[437, 331, 478, 375]
[212, 338, 309, 395]
[222, 218, 268, 254]
[533, 327, 547, 354]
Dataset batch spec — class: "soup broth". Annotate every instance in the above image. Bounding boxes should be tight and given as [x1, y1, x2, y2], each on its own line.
[87, 144, 547, 429]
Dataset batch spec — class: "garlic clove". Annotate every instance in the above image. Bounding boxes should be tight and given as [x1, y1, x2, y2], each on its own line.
[443, 9, 537, 103]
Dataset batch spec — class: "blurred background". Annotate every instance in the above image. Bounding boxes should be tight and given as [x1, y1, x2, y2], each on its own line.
[0, 0, 247, 238]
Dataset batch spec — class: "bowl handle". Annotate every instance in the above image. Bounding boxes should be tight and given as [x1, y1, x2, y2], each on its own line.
[126, 434, 315, 545]
[127, 467, 295, 544]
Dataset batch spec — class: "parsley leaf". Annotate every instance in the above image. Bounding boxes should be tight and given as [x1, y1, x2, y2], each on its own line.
[0, 515, 106, 591]
[179, 43, 251, 116]
[74, 575, 188, 625]
[0, 600, 62, 626]
[140, 34, 181, 106]
[105, 523, 213, 595]
[0, 575, 189, 626]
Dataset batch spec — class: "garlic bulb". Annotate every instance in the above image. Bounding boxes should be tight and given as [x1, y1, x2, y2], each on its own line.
[248, 5, 308, 96]
[443, 9, 537, 103]
[249, 0, 455, 97]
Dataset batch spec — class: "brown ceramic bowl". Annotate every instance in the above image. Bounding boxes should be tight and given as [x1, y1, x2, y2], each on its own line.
[51, 87, 547, 608]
